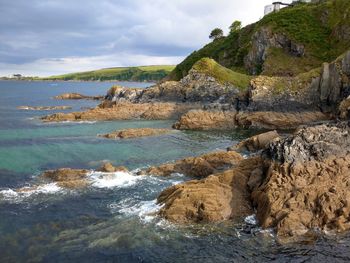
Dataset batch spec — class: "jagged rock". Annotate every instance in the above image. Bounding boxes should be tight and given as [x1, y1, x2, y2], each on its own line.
[244, 27, 305, 75]
[157, 157, 262, 223]
[100, 128, 173, 139]
[17, 106, 72, 111]
[143, 151, 243, 178]
[42, 168, 89, 188]
[236, 111, 329, 130]
[104, 86, 143, 103]
[173, 110, 237, 130]
[339, 96, 350, 119]
[229, 130, 280, 152]
[41, 102, 199, 122]
[251, 123, 350, 238]
[98, 163, 128, 173]
[54, 93, 102, 100]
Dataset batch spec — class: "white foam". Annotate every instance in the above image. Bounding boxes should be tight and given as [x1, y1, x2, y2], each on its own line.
[0, 183, 63, 202]
[89, 171, 142, 189]
[110, 198, 161, 223]
[244, 214, 257, 225]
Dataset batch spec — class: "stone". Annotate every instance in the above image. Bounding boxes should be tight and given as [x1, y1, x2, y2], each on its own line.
[143, 150, 243, 178]
[54, 93, 102, 100]
[41, 168, 89, 189]
[229, 130, 280, 152]
[157, 157, 262, 223]
[100, 128, 173, 139]
[173, 110, 237, 130]
[98, 162, 128, 173]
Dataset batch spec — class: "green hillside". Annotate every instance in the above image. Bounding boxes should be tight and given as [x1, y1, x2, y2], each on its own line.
[42, 65, 175, 82]
[169, 0, 350, 80]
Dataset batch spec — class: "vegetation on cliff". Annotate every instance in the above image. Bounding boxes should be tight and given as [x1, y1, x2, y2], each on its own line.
[42, 65, 175, 82]
[169, 0, 350, 80]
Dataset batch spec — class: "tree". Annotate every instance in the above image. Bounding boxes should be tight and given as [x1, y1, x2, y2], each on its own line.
[209, 28, 224, 40]
[229, 20, 242, 34]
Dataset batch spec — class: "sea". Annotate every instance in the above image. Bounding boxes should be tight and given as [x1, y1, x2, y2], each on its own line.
[0, 80, 349, 262]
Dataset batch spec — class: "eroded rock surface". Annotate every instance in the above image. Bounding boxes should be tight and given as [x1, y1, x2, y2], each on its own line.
[252, 123, 350, 238]
[42, 168, 89, 188]
[143, 151, 243, 178]
[100, 128, 173, 139]
[54, 93, 102, 100]
[157, 157, 262, 223]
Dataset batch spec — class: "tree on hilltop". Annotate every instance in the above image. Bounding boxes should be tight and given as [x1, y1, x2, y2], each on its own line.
[209, 28, 224, 41]
[229, 20, 242, 34]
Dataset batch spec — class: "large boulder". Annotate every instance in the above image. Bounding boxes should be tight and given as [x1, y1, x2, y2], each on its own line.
[229, 130, 280, 152]
[157, 157, 262, 223]
[98, 163, 128, 173]
[42, 168, 89, 188]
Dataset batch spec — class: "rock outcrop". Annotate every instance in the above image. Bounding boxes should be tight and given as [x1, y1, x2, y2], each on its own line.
[339, 96, 350, 119]
[157, 157, 262, 223]
[98, 162, 128, 173]
[251, 123, 350, 238]
[54, 93, 103, 100]
[42, 168, 89, 188]
[17, 106, 72, 111]
[173, 110, 237, 130]
[229, 130, 280, 152]
[143, 150, 243, 178]
[100, 128, 173, 139]
[42, 102, 200, 122]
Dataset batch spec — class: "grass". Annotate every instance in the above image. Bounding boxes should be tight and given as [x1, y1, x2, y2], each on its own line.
[42, 65, 176, 82]
[169, 0, 350, 80]
[192, 58, 252, 90]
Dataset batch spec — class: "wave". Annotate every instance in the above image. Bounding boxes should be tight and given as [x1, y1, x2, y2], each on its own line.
[0, 183, 63, 203]
[88, 171, 143, 189]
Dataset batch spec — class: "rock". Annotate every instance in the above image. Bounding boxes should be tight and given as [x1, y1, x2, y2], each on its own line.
[143, 151, 243, 178]
[173, 110, 237, 130]
[41, 168, 89, 188]
[339, 96, 350, 119]
[229, 130, 280, 152]
[251, 123, 350, 238]
[104, 86, 143, 102]
[17, 106, 72, 111]
[41, 102, 200, 122]
[236, 111, 330, 130]
[157, 157, 262, 223]
[98, 162, 128, 173]
[54, 93, 102, 100]
[100, 128, 173, 139]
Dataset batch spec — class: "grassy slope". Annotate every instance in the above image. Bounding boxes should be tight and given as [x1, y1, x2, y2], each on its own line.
[42, 65, 175, 82]
[193, 58, 252, 90]
[169, 0, 350, 80]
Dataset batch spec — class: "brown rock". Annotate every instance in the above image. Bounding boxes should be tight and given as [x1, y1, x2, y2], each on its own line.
[173, 110, 237, 130]
[98, 162, 128, 173]
[145, 151, 243, 178]
[251, 123, 350, 238]
[236, 111, 330, 130]
[54, 93, 102, 100]
[100, 128, 173, 139]
[42, 168, 89, 189]
[157, 157, 262, 223]
[42, 102, 199, 122]
[339, 96, 350, 119]
[229, 130, 280, 152]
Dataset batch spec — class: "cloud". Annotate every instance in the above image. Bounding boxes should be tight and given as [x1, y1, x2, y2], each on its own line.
[0, 0, 278, 76]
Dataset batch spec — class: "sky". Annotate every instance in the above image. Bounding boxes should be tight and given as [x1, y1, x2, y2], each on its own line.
[0, 0, 284, 77]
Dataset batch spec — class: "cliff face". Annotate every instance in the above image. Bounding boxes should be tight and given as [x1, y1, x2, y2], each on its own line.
[170, 0, 350, 80]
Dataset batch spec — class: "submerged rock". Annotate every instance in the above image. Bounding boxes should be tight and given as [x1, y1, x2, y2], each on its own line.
[100, 128, 173, 139]
[54, 93, 102, 100]
[229, 130, 280, 152]
[143, 151, 243, 178]
[157, 157, 262, 223]
[17, 106, 72, 111]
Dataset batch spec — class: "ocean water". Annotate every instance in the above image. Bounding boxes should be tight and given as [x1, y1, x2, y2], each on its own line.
[0, 80, 350, 262]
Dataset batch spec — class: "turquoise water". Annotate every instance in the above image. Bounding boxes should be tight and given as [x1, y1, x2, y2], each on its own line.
[1, 80, 350, 262]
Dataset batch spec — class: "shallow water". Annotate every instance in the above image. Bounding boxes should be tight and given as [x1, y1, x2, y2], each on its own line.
[1, 80, 350, 262]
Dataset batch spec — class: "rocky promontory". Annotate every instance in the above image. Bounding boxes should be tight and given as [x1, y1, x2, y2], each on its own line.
[100, 128, 173, 139]
[54, 93, 103, 100]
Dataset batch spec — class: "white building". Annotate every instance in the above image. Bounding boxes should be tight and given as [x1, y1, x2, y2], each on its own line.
[264, 0, 314, 16]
